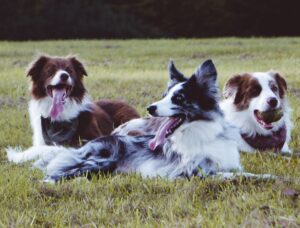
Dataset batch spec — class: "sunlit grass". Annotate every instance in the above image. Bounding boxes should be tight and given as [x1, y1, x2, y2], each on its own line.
[0, 38, 299, 226]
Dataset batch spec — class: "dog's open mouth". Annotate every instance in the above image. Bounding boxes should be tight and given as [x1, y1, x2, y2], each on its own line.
[149, 116, 185, 151]
[254, 109, 283, 130]
[47, 84, 73, 119]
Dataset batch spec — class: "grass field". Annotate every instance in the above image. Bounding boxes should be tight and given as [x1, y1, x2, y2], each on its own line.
[0, 38, 300, 227]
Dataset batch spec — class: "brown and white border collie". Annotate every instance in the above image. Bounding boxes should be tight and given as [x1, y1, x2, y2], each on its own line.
[26, 55, 139, 147]
[220, 72, 292, 154]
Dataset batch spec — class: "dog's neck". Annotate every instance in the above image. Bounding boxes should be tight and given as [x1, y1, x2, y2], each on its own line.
[166, 117, 224, 163]
[241, 125, 287, 151]
[30, 95, 92, 122]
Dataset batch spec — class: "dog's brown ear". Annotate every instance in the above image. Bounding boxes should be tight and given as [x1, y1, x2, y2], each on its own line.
[70, 57, 88, 77]
[27, 55, 49, 81]
[223, 75, 242, 99]
[274, 73, 287, 98]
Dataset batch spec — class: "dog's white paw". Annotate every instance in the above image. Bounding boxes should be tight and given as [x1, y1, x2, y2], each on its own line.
[281, 143, 292, 155]
[6, 147, 24, 163]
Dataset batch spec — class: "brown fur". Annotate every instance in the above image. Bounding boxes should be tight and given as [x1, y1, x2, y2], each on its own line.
[224, 73, 262, 111]
[273, 73, 287, 98]
[27, 55, 140, 147]
[97, 100, 140, 128]
[28, 55, 87, 101]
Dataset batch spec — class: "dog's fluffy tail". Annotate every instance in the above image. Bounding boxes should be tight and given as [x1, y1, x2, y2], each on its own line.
[43, 142, 119, 182]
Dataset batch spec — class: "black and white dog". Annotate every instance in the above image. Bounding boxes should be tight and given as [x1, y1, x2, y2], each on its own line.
[7, 60, 246, 182]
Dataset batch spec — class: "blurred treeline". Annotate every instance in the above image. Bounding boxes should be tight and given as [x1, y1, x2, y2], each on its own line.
[0, 0, 298, 40]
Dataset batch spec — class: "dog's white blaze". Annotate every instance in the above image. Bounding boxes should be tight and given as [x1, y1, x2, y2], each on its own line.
[251, 72, 280, 112]
[152, 83, 184, 116]
[50, 70, 73, 86]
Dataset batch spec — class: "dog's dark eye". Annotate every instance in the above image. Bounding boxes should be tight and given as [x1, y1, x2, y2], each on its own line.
[46, 68, 54, 76]
[271, 84, 278, 92]
[65, 67, 73, 74]
[250, 85, 261, 97]
[172, 94, 184, 104]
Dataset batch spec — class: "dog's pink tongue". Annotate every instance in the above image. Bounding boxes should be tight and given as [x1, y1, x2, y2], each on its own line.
[149, 117, 178, 151]
[50, 89, 66, 119]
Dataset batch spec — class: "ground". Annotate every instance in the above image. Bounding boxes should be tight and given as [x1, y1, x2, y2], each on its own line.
[0, 38, 299, 227]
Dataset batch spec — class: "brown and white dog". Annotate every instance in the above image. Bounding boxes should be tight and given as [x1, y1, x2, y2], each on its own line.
[220, 72, 292, 154]
[26, 55, 139, 147]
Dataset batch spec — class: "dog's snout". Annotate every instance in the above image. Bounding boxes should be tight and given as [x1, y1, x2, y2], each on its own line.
[267, 97, 278, 108]
[60, 73, 69, 82]
[147, 105, 157, 115]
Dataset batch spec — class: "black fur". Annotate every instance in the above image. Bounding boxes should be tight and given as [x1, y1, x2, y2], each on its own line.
[164, 59, 222, 121]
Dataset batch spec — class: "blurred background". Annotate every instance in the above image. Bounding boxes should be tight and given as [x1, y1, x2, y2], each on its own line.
[0, 0, 299, 40]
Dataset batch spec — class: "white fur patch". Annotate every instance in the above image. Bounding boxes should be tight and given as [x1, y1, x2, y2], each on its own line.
[50, 70, 73, 87]
[113, 118, 150, 135]
[6, 145, 65, 164]
[169, 118, 242, 171]
[151, 83, 184, 116]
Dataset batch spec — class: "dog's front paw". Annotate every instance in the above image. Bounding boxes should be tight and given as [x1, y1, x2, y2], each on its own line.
[189, 158, 218, 178]
[43, 176, 56, 184]
[281, 143, 292, 155]
[6, 147, 23, 163]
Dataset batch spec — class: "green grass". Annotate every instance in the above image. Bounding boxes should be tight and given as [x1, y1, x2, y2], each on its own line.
[0, 38, 300, 227]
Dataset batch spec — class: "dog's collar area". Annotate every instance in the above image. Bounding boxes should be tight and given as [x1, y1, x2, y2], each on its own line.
[241, 125, 286, 152]
[41, 116, 79, 146]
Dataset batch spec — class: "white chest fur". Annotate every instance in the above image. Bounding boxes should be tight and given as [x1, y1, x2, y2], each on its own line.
[169, 119, 242, 171]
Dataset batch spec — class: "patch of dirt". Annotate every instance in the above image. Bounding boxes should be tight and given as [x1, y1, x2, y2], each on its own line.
[11, 59, 28, 67]
[0, 97, 28, 109]
[38, 184, 73, 199]
[102, 44, 121, 49]
[239, 53, 255, 61]
[242, 205, 299, 227]
[281, 187, 299, 199]
[191, 52, 207, 59]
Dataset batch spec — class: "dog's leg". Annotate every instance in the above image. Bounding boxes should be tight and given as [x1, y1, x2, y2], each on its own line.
[214, 171, 275, 180]
[32, 146, 73, 170]
[29, 101, 46, 146]
[186, 157, 218, 178]
[6, 145, 63, 164]
[281, 142, 292, 155]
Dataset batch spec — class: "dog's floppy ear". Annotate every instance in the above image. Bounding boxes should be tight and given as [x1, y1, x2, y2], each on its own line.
[273, 73, 287, 98]
[70, 57, 88, 77]
[194, 59, 217, 84]
[167, 59, 186, 89]
[27, 55, 49, 81]
[223, 75, 242, 99]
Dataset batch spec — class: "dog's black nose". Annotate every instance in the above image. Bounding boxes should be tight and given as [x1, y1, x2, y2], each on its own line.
[267, 97, 278, 108]
[60, 73, 69, 82]
[147, 105, 157, 115]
